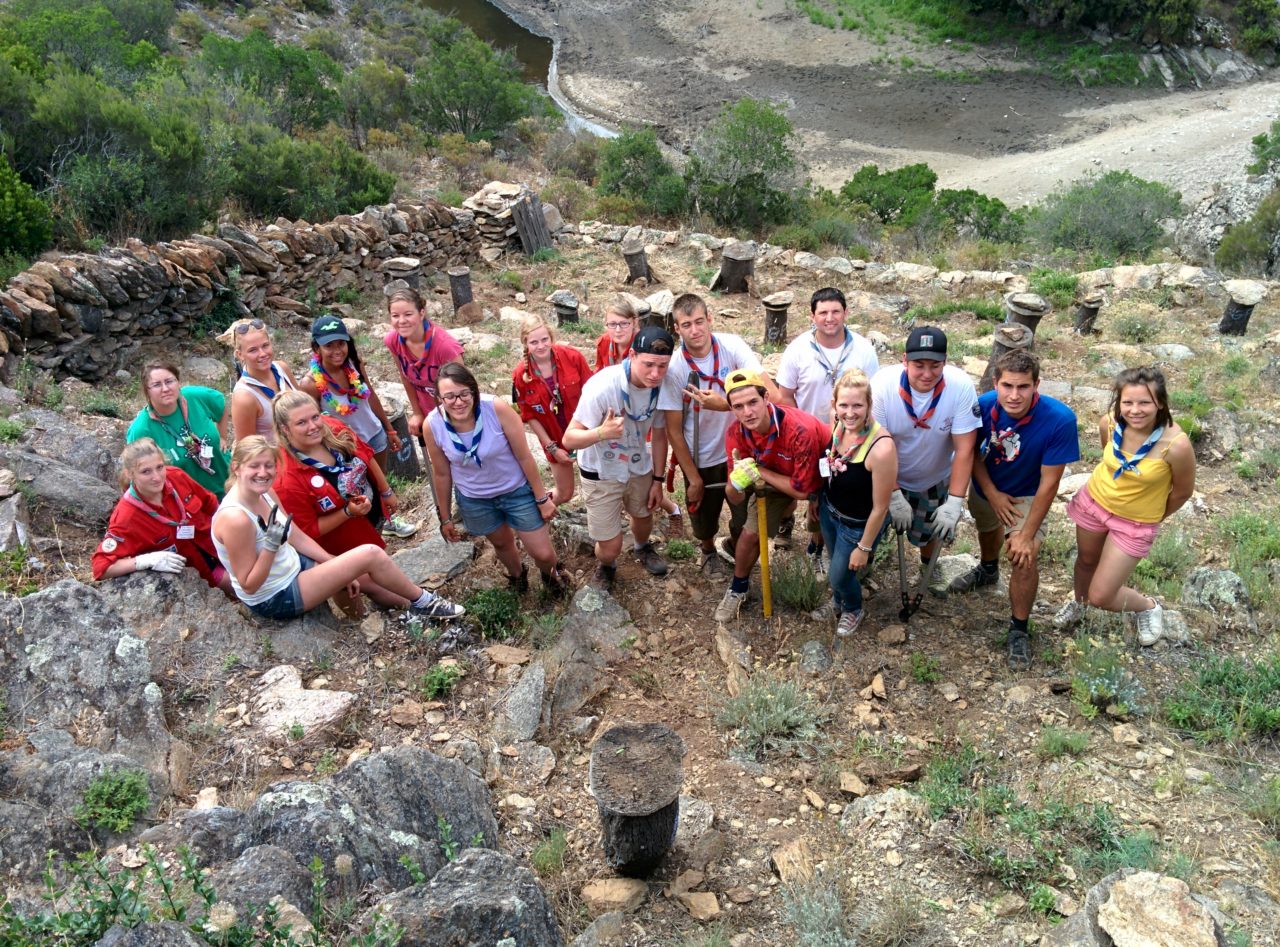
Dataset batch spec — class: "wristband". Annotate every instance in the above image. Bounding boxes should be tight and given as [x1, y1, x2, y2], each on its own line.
[534, 493, 551, 505]
[379, 488, 393, 498]
[653, 475, 663, 482]
[856, 542, 873, 553]
[343, 503, 354, 518]
[547, 441, 560, 454]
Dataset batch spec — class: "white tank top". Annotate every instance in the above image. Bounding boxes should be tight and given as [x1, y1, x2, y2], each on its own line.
[233, 362, 296, 444]
[211, 496, 300, 606]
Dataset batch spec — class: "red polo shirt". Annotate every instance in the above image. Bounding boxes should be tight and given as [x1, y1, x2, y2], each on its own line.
[594, 334, 631, 372]
[512, 344, 592, 445]
[724, 404, 826, 496]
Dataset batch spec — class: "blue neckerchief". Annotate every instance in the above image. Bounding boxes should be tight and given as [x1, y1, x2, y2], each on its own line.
[444, 410, 484, 467]
[809, 328, 855, 385]
[296, 448, 353, 479]
[1111, 421, 1164, 479]
[619, 359, 658, 424]
[240, 362, 285, 398]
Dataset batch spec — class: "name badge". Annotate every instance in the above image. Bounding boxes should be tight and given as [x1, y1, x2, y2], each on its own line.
[200, 444, 214, 460]
[818, 457, 831, 479]
[176, 524, 196, 540]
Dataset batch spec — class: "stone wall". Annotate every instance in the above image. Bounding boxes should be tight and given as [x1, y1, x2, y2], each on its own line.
[0, 200, 481, 382]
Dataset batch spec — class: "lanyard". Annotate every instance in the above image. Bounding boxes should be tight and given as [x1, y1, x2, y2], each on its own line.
[240, 362, 286, 399]
[123, 483, 190, 528]
[983, 394, 1039, 461]
[444, 411, 485, 467]
[149, 398, 214, 473]
[607, 338, 630, 368]
[1111, 422, 1164, 479]
[810, 328, 856, 385]
[619, 359, 659, 425]
[899, 371, 946, 430]
[396, 323, 437, 388]
[740, 404, 780, 464]
[531, 351, 563, 412]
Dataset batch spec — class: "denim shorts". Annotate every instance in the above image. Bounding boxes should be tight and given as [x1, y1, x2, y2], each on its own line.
[455, 482, 544, 537]
[365, 427, 389, 456]
[248, 555, 314, 621]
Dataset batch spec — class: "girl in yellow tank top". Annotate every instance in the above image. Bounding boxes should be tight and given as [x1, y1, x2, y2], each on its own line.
[1063, 367, 1196, 647]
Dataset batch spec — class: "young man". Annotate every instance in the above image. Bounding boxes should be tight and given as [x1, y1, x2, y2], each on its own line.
[653, 294, 769, 578]
[714, 370, 827, 623]
[949, 350, 1079, 669]
[871, 326, 980, 568]
[563, 325, 675, 589]
[776, 287, 880, 562]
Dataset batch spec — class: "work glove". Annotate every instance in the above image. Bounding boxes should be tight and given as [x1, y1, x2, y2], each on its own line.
[135, 550, 186, 574]
[929, 494, 965, 544]
[263, 510, 293, 553]
[888, 490, 913, 533]
[729, 450, 762, 491]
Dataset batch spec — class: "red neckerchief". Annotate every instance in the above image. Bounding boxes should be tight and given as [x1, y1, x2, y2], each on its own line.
[395, 322, 437, 389]
[681, 337, 724, 393]
[899, 370, 946, 429]
[987, 393, 1039, 463]
[740, 404, 780, 465]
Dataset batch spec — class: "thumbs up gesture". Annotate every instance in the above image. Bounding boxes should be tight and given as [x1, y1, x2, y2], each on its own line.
[598, 407, 625, 442]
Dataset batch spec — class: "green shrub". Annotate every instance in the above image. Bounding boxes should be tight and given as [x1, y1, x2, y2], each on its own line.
[531, 827, 568, 876]
[76, 768, 150, 834]
[1028, 171, 1182, 257]
[715, 670, 822, 760]
[1244, 776, 1280, 834]
[840, 162, 936, 225]
[768, 223, 822, 253]
[544, 128, 601, 183]
[597, 126, 686, 216]
[463, 587, 522, 639]
[0, 160, 52, 258]
[0, 419, 23, 443]
[909, 652, 942, 684]
[199, 29, 342, 132]
[807, 212, 878, 252]
[1133, 527, 1194, 600]
[1163, 653, 1280, 743]
[1248, 117, 1280, 175]
[1111, 312, 1159, 343]
[1029, 268, 1079, 309]
[1069, 637, 1146, 719]
[419, 661, 464, 699]
[783, 877, 852, 945]
[771, 552, 825, 612]
[1037, 726, 1089, 759]
[665, 538, 697, 561]
[1215, 191, 1280, 276]
[409, 32, 542, 140]
[934, 187, 1024, 242]
[904, 298, 1004, 324]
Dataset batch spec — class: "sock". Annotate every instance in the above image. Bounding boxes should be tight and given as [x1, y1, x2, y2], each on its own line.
[670, 504, 681, 516]
[980, 559, 999, 575]
[634, 541, 648, 551]
[411, 589, 434, 608]
[731, 575, 749, 594]
[1010, 616, 1029, 633]
[806, 540, 820, 556]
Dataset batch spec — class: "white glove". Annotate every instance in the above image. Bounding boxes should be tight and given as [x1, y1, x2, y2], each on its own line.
[135, 550, 186, 574]
[929, 494, 965, 544]
[888, 490, 913, 532]
[263, 510, 293, 553]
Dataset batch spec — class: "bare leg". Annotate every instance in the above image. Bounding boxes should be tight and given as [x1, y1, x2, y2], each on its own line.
[596, 533, 623, 568]
[487, 524, 525, 578]
[1074, 527, 1107, 602]
[1008, 537, 1042, 622]
[733, 529, 762, 579]
[552, 461, 576, 506]
[1087, 538, 1155, 613]
[296, 544, 424, 611]
[629, 513, 654, 546]
[515, 523, 558, 573]
[356, 575, 410, 609]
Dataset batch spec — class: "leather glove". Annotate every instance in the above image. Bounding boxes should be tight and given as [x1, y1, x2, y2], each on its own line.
[135, 550, 185, 574]
[729, 454, 761, 491]
[263, 509, 293, 553]
[888, 490, 913, 532]
[929, 494, 965, 544]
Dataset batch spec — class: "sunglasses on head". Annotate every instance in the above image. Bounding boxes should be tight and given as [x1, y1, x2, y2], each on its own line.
[234, 319, 267, 334]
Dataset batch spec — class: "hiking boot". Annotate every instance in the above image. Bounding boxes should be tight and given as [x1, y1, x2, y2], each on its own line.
[775, 515, 794, 551]
[1136, 602, 1164, 647]
[1054, 599, 1085, 631]
[836, 609, 864, 638]
[714, 587, 747, 623]
[507, 565, 530, 595]
[381, 515, 420, 539]
[948, 563, 998, 594]
[634, 542, 669, 576]
[591, 563, 617, 592]
[1006, 626, 1032, 670]
[541, 566, 570, 599]
[411, 591, 465, 620]
[701, 550, 732, 578]
[715, 534, 737, 565]
[809, 600, 837, 623]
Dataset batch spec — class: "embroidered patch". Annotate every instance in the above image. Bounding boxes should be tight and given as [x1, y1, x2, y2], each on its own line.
[318, 496, 336, 512]
[101, 537, 118, 553]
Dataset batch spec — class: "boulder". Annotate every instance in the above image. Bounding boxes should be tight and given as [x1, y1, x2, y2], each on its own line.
[494, 661, 546, 743]
[95, 921, 206, 947]
[1181, 568, 1256, 634]
[928, 554, 981, 596]
[0, 446, 118, 524]
[182, 355, 230, 387]
[543, 586, 634, 729]
[391, 534, 475, 588]
[138, 806, 252, 868]
[1097, 871, 1222, 947]
[13, 408, 118, 484]
[0, 492, 31, 552]
[209, 845, 315, 916]
[251, 665, 357, 744]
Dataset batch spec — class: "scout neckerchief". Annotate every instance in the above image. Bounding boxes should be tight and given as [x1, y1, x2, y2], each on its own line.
[123, 482, 190, 527]
[607, 336, 631, 368]
[740, 403, 781, 466]
[148, 397, 214, 474]
[681, 337, 724, 394]
[310, 355, 369, 417]
[240, 362, 287, 400]
[294, 446, 368, 499]
[983, 393, 1039, 464]
[529, 350, 566, 428]
[443, 408, 485, 468]
[619, 359, 659, 428]
[395, 321, 437, 391]
[826, 419, 880, 478]
[1111, 421, 1164, 479]
[899, 370, 946, 430]
[810, 328, 856, 385]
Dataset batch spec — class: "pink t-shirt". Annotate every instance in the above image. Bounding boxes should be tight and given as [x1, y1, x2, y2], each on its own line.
[383, 323, 465, 416]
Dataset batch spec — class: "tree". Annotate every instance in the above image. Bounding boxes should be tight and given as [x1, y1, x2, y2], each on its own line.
[840, 163, 937, 225]
[409, 33, 541, 140]
[1028, 170, 1182, 257]
[199, 30, 343, 133]
[0, 158, 52, 257]
[596, 127, 687, 216]
[340, 59, 410, 148]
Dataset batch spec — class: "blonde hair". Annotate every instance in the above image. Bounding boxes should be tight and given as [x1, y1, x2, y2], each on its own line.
[226, 436, 279, 492]
[605, 295, 638, 323]
[118, 438, 166, 491]
[831, 369, 874, 427]
[273, 390, 360, 458]
[519, 312, 557, 361]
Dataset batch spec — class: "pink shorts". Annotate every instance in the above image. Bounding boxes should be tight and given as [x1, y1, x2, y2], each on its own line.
[1066, 486, 1160, 558]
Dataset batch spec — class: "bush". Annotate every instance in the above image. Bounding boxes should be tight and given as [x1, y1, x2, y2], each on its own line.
[0, 161, 51, 257]
[772, 553, 825, 612]
[1029, 268, 1079, 309]
[1028, 170, 1182, 257]
[1215, 190, 1280, 276]
[1111, 312, 1159, 343]
[531, 827, 568, 876]
[597, 126, 687, 216]
[544, 128, 602, 183]
[715, 670, 822, 760]
[768, 223, 822, 253]
[199, 30, 343, 133]
[1163, 653, 1280, 743]
[410, 32, 542, 140]
[419, 661, 464, 698]
[76, 768, 150, 834]
[840, 162, 936, 225]
[463, 587, 522, 639]
[934, 187, 1024, 242]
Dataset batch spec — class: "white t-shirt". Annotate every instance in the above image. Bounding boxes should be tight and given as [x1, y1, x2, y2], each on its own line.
[871, 363, 980, 491]
[776, 328, 880, 423]
[656, 333, 761, 469]
[572, 363, 667, 482]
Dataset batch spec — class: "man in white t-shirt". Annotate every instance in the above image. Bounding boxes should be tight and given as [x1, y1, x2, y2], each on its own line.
[776, 287, 880, 565]
[652, 293, 769, 577]
[870, 326, 980, 567]
[563, 325, 674, 590]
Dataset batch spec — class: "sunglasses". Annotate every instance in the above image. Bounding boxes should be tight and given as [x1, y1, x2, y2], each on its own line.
[234, 319, 266, 334]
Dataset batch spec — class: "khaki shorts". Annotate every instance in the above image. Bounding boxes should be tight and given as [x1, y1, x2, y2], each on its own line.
[582, 473, 654, 541]
[969, 489, 1047, 540]
[738, 491, 796, 540]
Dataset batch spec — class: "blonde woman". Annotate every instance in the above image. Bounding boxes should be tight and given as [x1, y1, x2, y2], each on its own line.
[230, 319, 298, 446]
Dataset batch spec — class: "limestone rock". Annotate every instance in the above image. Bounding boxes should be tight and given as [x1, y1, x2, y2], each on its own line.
[97, 921, 206, 947]
[0, 493, 31, 552]
[929, 554, 981, 596]
[1182, 567, 1256, 634]
[676, 891, 720, 920]
[252, 666, 356, 743]
[495, 661, 545, 743]
[13, 407, 118, 484]
[582, 878, 648, 916]
[391, 534, 475, 588]
[1097, 871, 1221, 947]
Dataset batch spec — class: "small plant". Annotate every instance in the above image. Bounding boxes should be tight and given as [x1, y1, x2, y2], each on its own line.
[692, 262, 718, 286]
[1069, 635, 1147, 719]
[1028, 884, 1058, 916]
[76, 768, 151, 834]
[1029, 268, 1079, 309]
[1162, 652, 1280, 743]
[531, 826, 567, 877]
[530, 247, 562, 264]
[903, 298, 1004, 324]
[464, 587, 522, 640]
[334, 286, 361, 305]
[1037, 726, 1089, 759]
[420, 662, 464, 699]
[1133, 527, 1195, 601]
[916, 744, 989, 818]
[618, 633, 637, 650]
[221, 653, 242, 672]
[783, 877, 851, 945]
[397, 853, 427, 884]
[80, 392, 124, 419]
[286, 722, 305, 742]
[316, 749, 339, 776]
[908, 652, 942, 684]
[629, 670, 661, 696]
[716, 670, 822, 760]
[436, 816, 484, 861]
[0, 418, 25, 441]
[1244, 776, 1280, 834]
[665, 538, 697, 561]
[314, 650, 334, 674]
[1111, 313, 1159, 343]
[772, 552, 825, 612]
[1222, 353, 1251, 378]
[495, 269, 524, 292]
[527, 612, 563, 649]
[260, 634, 276, 661]
[850, 891, 934, 946]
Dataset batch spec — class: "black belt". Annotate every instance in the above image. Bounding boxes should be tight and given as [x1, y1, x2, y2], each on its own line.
[580, 467, 600, 481]
[825, 497, 868, 529]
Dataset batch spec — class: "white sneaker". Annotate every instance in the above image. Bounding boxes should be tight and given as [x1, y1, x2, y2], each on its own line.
[382, 515, 420, 539]
[1136, 602, 1164, 647]
[1055, 599, 1085, 631]
[715, 587, 747, 623]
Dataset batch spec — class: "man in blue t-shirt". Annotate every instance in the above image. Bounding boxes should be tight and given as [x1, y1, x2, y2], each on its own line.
[948, 349, 1079, 669]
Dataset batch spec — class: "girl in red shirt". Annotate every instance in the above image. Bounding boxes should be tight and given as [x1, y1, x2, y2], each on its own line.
[512, 313, 591, 505]
[93, 438, 234, 597]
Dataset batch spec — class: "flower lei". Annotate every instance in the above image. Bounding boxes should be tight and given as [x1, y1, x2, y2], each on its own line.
[310, 355, 369, 416]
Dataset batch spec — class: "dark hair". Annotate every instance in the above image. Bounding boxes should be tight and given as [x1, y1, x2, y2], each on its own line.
[1110, 366, 1173, 430]
[672, 293, 707, 321]
[437, 361, 480, 418]
[310, 334, 370, 391]
[810, 287, 847, 313]
[993, 349, 1041, 384]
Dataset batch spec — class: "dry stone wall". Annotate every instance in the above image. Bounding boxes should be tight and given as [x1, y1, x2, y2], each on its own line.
[0, 200, 481, 382]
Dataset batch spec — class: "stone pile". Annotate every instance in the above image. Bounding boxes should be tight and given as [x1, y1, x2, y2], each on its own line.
[462, 181, 530, 261]
[0, 200, 480, 382]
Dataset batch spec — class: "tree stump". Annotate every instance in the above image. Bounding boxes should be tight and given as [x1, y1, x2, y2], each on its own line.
[448, 266, 482, 325]
[645, 290, 675, 333]
[589, 722, 686, 877]
[547, 289, 580, 325]
[762, 291, 793, 346]
[980, 322, 1036, 393]
[1074, 291, 1105, 335]
[381, 403, 421, 481]
[710, 241, 757, 295]
[1218, 280, 1267, 336]
[621, 239, 657, 287]
[1004, 292, 1050, 336]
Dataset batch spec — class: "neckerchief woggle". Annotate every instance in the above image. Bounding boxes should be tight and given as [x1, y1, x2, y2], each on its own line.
[444, 409, 485, 468]
[530, 350, 564, 420]
[122, 482, 190, 527]
[899, 370, 946, 430]
[982, 393, 1039, 463]
[740, 403, 781, 465]
[148, 396, 214, 473]
[620, 359, 659, 425]
[1111, 421, 1164, 479]
[681, 337, 725, 400]
[810, 328, 856, 385]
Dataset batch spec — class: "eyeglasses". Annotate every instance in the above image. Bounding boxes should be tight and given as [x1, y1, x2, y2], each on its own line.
[440, 391, 473, 404]
[147, 378, 178, 391]
[604, 321, 633, 331]
[234, 319, 266, 334]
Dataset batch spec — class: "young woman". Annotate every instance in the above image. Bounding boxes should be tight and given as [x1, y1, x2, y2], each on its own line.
[230, 319, 299, 446]
[1064, 366, 1196, 646]
[212, 437, 464, 621]
[297, 314, 416, 538]
[425, 362, 569, 598]
[93, 438, 234, 598]
[819, 370, 897, 638]
[511, 313, 591, 505]
[127, 362, 230, 499]
[383, 288, 465, 439]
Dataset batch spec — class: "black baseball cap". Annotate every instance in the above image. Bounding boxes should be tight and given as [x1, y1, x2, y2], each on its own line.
[311, 314, 351, 345]
[632, 325, 675, 356]
[905, 326, 947, 361]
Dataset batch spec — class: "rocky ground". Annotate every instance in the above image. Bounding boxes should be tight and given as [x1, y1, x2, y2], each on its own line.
[3, 230, 1280, 945]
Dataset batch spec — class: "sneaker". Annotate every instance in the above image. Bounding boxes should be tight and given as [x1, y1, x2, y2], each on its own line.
[1136, 602, 1164, 647]
[1054, 599, 1085, 631]
[700, 551, 732, 578]
[1006, 626, 1032, 670]
[714, 587, 747, 623]
[634, 542, 669, 576]
[808, 545, 827, 579]
[541, 566, 570, 599]
[715, 534, 737, 565]
[591, 563, 617, 591]
[775, 515, 794, 551]
[810, 600, 837, 622]
[507, 565, 529, 595]
[381, 515, 419, 539]
[948, 563, 998, 594]
[836, 609, 864, 638]
[412, 591, 465, 620]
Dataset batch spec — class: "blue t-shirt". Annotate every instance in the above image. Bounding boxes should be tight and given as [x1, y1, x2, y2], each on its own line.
[976, 391, 1079, 498]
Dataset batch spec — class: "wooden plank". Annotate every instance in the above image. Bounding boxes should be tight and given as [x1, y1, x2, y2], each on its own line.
[512, 195, 554, 256]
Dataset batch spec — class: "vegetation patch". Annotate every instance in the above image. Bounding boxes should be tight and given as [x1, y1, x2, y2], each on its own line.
[716, 671, 823, 760]
[1068, 634, 1147, 720]
[1162, 652, 1280, 743]
[419, 661, 464, 699]
[463, 587, 523, 640]
[75, 769, 151, 834]
[772, 553, 826, 612]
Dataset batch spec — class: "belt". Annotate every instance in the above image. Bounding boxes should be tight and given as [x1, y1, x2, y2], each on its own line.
[825, 497, 868, 529]
[580, 467, 600, 481]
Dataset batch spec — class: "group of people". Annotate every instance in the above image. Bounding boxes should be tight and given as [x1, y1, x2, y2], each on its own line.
[92, 283, 1196, 665]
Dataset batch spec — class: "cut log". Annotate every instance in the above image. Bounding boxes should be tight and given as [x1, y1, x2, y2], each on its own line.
[621, 239, 656, 286]
[709, 242, 756, 295]
[448, 266, 481, 324]
[1074, 291, 1105, 335]
[547, 289, 579, 325]
[1218, 280, 1267, 336]
[589, 722, 686, 877]
[980, 322, 1035, 393]
[1004, 292, 1050, 336]
[382, 405, 421, 482]
[512, 194, 555, 256]
[761, 291, 793, 346]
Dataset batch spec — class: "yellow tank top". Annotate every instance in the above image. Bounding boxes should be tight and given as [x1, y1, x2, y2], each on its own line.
[1085, 421, 1186, 524]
